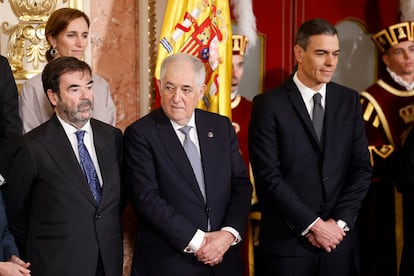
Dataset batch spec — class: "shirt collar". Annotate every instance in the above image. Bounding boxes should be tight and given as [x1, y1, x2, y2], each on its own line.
[56, 114, 92, 136]
[387, 67, 414, 90]
[293, 72, 326, 107]
[170, 112, 196, 131]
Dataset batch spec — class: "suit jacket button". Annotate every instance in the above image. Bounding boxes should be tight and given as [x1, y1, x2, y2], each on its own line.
[95, 213, 102, 219]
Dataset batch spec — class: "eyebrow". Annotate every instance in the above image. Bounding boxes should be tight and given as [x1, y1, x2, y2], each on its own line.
[67, 79, 93, 89]
[165, 81, 191, 88]
[66, 30, 89, 35]
[314, 49, 340, 53]
[67, 84, 80, 90]
[392, 46, 414, 52]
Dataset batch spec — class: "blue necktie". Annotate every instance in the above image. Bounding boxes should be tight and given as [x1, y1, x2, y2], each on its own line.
[312, 93, 324, 142]
[179, 126, 206, 200]
[76, 130, 102, 205]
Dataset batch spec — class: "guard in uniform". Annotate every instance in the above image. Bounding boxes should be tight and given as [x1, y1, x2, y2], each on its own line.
[231, 34, 252, 171]
[359, 21, 414, 276]
[230, 35, 258, 276]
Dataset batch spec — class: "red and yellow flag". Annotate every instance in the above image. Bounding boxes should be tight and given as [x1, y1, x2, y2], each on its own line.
[154, 0, 232, 118]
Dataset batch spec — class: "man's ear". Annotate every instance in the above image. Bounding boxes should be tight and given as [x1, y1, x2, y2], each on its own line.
[198, 84, 207, 101]
[47, 89, 58, 107]
[294, 45, 304, 63]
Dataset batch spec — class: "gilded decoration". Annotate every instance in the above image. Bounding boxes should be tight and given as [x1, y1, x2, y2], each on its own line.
[1, 0, 60, 79]
[0, 0, 84, 80]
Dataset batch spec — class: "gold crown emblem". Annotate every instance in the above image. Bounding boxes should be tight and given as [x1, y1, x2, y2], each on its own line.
[399, 104, 414, 124]
[232, 35, 249, 56]
[372, 22, 414, 53]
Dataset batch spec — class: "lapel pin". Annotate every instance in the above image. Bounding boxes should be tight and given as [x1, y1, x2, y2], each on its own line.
[208, 132, 214, 138]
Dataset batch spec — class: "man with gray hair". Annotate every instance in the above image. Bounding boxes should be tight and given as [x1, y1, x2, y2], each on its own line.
[124, 53, 252, 276]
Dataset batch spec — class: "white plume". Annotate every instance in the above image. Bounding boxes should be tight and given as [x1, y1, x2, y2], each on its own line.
[400, 0, 414, 21]
[230, 0, 257, 50]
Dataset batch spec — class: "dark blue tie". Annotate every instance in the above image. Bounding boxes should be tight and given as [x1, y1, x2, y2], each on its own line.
[76, 130, 102, 205]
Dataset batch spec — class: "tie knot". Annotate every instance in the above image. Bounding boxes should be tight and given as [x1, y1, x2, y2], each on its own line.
[75, 130, 86, 142]
[179, 125, 192, 136]
[313, 93, 322, 104]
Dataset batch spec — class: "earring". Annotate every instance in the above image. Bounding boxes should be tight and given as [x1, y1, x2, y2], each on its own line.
[50, 46, 58, 58]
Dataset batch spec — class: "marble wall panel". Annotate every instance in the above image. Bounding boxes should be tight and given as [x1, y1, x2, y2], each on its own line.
[90, 0, 140, 131]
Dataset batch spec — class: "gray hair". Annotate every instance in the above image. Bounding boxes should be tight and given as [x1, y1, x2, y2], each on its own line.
[159, 53, 206, 88]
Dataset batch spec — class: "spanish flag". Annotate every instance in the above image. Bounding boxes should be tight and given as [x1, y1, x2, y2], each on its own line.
[154, 0, 232, 118]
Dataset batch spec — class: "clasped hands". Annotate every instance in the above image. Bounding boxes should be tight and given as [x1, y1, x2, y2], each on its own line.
[194, 230, 235, 267]
[306, 218, 346, 253]
[0, 255, 31, 276]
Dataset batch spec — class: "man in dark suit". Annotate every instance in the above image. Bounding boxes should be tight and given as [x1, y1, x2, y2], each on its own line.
[124, 53, 252, 276]
[0, 191, 30, 276]
[248, 18, 372, 276]
[0, 55, 30, 275]
[0, 55, 22, 183]
[4, 56, 123, 276]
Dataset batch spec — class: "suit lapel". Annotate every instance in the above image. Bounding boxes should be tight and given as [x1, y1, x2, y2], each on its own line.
[43, 115, 97, 205]
[90, 120, 115, 207]
[286, 79, 322, 149]
[195, 110, 216, 202]
[323, 84, 340, 151]
[156, 109, 205, 203]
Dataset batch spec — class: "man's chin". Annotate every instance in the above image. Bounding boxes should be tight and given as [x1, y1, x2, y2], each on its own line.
[77, 111, 93, 121]
[79, 107, 92, 114]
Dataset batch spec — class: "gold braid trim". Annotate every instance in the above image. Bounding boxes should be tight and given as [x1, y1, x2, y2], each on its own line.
[368, 145, 394, 166]
[376, 79, 414, 97]
[361, 90, 396, 166]
[360, 90, 396, 148]
[231, 94, 241, 109]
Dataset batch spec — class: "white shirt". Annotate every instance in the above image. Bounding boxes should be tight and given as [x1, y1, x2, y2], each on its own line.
[57, 116, 103, 187]
[293, 72, 327, 119]
[171, 114, 200, 155]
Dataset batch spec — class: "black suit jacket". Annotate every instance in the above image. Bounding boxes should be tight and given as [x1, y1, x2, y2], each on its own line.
[0, 55, 22, 179]
[124, 108, 252, 276]
[249, 77, 372, 256]
[5, 114, 123, 276]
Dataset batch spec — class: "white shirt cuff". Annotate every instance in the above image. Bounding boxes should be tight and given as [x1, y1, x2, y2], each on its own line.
[221, 226, 241, 245]
[337, 219, 350, 231]
[301, 217, 320, 236]
[184, 229, 205, 253]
